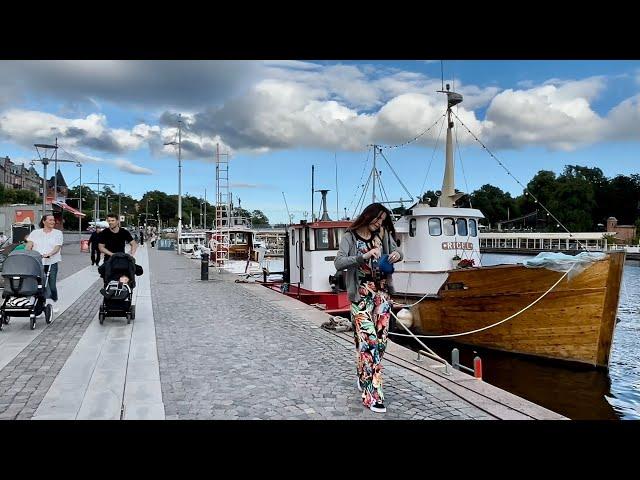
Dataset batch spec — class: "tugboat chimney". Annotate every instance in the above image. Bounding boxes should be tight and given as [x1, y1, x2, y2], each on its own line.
[318, 189, 332, 221]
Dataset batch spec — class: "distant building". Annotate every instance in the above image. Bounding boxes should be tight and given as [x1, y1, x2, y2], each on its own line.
[0, 156, 43, 196]
[606, 217, 637, 243]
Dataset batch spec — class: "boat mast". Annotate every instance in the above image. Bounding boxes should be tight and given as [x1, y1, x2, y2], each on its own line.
[372, 145, 377, 203]
[436, 84, 463, 208]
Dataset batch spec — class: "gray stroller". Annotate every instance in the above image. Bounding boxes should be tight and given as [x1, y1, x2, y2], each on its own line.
[0, 250, 53, 330]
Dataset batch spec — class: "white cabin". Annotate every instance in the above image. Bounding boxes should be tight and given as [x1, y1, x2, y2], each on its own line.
[393, 204, 485, 296]
[288, 220, 351, 292]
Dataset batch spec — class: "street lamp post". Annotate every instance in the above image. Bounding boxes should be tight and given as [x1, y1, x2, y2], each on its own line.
[163, 114, 183, 254]
[77, 162, 83, 238]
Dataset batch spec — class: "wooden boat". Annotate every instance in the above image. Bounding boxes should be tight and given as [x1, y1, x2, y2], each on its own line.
[390, 85, 625, 368]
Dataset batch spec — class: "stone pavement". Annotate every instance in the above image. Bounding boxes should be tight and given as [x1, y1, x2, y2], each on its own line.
[149, 249, 498, 420]
[0, 241, 565, 420]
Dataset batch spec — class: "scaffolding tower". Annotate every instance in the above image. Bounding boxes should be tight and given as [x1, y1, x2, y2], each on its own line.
[214, 143, 231, 266]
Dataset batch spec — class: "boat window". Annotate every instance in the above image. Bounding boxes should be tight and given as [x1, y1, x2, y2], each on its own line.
[304, 227, 310, 251]
[456, 218, 468, 237]
[409, 218, 417, 237]
[291, 230, 295, 245]
[443, 218, 455, 236]
[315, 228, 331, 250]
[469, 219, 477, 237]
[428, 218, 442, 236]
[333, 229, 342, 248]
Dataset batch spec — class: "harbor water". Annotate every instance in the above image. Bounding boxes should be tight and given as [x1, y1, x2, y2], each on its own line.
[394, 253, 639, 420]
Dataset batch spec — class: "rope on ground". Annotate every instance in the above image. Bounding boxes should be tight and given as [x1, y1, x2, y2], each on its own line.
[321, 315, 353, 333]
[388, 264, 575, 339]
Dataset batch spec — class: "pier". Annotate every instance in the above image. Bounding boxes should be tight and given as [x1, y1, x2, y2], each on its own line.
[0, 244, 566, 420]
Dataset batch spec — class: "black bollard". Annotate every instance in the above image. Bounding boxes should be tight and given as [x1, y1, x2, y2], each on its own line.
[201, 252, 209, 281]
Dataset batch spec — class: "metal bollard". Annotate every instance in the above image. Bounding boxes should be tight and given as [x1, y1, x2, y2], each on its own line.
[201, 252, 209, 281]
[473, 355, 483, 380]
[451, 348, 460, 370]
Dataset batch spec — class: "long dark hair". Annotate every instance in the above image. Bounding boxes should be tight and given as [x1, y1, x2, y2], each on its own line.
[347, 202, 396, 240]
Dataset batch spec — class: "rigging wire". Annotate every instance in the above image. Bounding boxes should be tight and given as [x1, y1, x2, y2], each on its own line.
[377, 149, 415, 202]
[418, 112, 446, 200]
[450, 109, 586, 248]
[346, 147, 371, 214]
[376, 112, 447, 150]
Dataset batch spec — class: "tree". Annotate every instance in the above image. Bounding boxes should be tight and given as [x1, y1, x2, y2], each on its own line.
[468, 184, 518, 228]
[251, 210, 269, 226]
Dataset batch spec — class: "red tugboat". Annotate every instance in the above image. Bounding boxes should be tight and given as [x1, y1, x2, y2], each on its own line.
[262, 190, 352, 315]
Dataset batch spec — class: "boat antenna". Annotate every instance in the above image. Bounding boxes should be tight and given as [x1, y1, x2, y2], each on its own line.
[282, 191, 292, 225]
[335, 153, 339, 220]
[441, 60, 444, 91]
[311, 164, 315, 222]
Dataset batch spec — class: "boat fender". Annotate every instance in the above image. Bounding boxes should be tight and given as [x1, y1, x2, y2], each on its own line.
[396, 308, 413, 328]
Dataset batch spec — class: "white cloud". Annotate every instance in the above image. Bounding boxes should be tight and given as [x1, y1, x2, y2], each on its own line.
[113, 159, 153, 175]
[482, 77, 608, 151]
[604, 94, 640, 141]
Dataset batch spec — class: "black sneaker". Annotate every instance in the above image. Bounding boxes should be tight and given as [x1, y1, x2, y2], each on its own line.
[370, 401, 386, 413]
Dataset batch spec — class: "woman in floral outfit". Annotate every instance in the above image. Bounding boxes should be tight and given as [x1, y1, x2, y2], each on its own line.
[334, 203, 403, 413]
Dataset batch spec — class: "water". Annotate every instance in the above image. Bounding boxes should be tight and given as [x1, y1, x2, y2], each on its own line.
[394, 253, 639, 420]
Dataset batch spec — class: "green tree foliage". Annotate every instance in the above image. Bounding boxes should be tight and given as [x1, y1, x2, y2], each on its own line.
[0, 185, 39, 205]
[420, 165, 639, 234]
[250, 210, 269, 226]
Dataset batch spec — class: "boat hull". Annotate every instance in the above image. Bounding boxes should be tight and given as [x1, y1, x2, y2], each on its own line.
[396, 252, 625, 367]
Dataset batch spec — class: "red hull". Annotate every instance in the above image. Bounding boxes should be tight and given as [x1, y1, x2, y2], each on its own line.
[262, 283, 351, 315]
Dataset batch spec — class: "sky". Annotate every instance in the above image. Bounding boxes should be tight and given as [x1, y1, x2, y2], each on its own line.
[1, 60, 639, 224]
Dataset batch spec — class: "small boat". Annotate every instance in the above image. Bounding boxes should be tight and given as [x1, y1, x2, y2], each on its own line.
[262, 190, 352, 315]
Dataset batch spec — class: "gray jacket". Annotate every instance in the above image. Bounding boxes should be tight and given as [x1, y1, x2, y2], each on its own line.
[334, 230, 403, 303]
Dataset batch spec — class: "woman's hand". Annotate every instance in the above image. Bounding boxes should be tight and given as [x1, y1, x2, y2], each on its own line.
[364, 247, 381, 260]
[388, 251, 401, 263]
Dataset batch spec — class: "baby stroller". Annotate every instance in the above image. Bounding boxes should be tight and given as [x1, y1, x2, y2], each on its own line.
[0, 250, 53, 330]
[97, 252, 143, 324]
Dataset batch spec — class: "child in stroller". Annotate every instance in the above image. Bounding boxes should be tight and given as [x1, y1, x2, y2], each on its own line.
[97, 252, 143, 324]
[0, 250, 53, 330]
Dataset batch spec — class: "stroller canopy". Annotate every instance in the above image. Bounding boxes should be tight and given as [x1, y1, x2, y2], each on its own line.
[1, 250, 45, 279]
[100, 252, 138, 289]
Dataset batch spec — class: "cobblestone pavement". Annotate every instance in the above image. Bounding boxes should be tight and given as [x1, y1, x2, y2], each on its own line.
[0, 279, 103, 419]
[149, 249, 494, 420]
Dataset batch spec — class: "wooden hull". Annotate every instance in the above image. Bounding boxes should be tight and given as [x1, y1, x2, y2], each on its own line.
[398, 252, 625, 367]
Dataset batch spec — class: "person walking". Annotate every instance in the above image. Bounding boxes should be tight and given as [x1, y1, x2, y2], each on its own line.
[89, 226, 103, 265]
[98, 213, 138, 263]
[334, 203, 403, 413]
[139, 228, 145, 246]
[25, 214, 64, 311]
[150, 232, 157, 248]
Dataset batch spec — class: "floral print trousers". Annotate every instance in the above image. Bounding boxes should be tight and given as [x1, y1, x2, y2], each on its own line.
[351, 280, 391, 408]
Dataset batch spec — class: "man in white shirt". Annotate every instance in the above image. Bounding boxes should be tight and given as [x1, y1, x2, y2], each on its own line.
[25, 214, 63, 306]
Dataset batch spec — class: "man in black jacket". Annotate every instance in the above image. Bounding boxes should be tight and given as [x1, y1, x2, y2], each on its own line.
[89, 226, 103, 265]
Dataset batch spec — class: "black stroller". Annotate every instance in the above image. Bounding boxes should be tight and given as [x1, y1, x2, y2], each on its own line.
[0, 250, 53, 330]
[97, 252, 143, 324]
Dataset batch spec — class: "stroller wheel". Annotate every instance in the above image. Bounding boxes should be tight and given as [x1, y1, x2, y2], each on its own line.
[30, 316, 36, 330]
[126, 313, 131, 324]
[130, 305, 136, 320]
[45, 304, 53, 324]
[99, 312, 105, 325]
